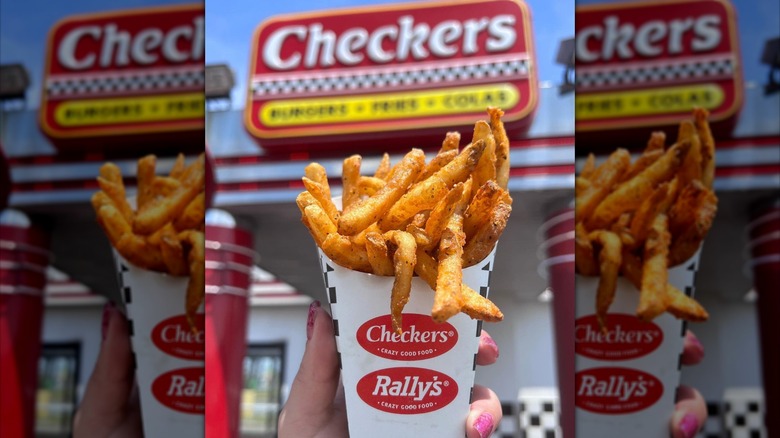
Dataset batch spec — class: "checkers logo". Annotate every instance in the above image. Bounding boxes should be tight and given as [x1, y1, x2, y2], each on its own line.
[576, 367, 663, 414]
[151, 314, 205, 360]
[357, 314, 457, 360]
[151, 367, 205, 414]
[575, 314, 663, 360]
[357, 367, 458, 414]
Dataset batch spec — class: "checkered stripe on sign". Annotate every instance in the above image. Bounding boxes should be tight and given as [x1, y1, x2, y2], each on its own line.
[47, 70, 204, 97]
[577, 58, 734, 89]
[252, 58, 530, 96]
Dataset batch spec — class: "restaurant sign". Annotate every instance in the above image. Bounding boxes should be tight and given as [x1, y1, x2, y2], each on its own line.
[40, 4, 204, 152]
[575, 0, 742, 147]
[245, 0, 538, 154]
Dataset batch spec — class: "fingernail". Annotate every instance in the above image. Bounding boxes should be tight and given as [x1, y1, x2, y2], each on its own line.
[473, 412, 494, 438]
[679, 413, 699, 438]
[307, 300, 321, 340]
[101, 301, 115, 341]
[483, 335, 499, 359]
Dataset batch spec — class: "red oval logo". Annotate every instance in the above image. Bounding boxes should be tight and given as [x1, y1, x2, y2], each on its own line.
[151, 314, 205, 360]
[575, 367, 663, 414]
[357, 314, 458, 361]
[575, 314, 663, 361]
[151, 367, 205, 415]
[356, 367, 458, 414]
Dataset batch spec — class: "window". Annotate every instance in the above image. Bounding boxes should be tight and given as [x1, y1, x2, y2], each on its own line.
[36, 342, 80, 438]
[241, 343, 285, 438]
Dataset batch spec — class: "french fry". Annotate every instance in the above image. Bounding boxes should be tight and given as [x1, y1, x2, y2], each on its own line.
[174, 192, 205, 231]
[587, 140, 690, 230]
[488, 107, 510, 190]
[580, 154, 596, 180]
[341, 155, 362, 210]
[591, 231, 622, 330]
[374, 153, 391, 180]
[338, 149, 425, 236]
[169, 153, 186, 179]
[378, 140, 486, 231]
[577, 110, 715, 324]
[151, 176, 181, 198]
[385, 231, 417, 334]
[575, 148, 630, 223]
[97, 176, 134, 223]
[365, 231, 394, 276]
[299, 109, 510, 330]
[440, 132, 461, 153]
[637, 214, 671, 321]
[99, 162, 123, 185]
[136, 154, 157, 209]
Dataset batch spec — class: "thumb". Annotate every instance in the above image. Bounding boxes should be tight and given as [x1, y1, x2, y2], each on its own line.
[73, 303, 135, 436]
[278, 302, 341, 434]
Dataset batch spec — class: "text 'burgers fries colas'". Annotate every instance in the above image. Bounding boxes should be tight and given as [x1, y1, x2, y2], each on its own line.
[40, 4, 205, 152]
[92, 154, 206, 328]
[575, 108, 716, 328]
[574, 0, 742, 148]
[299, 107, 510, 334]
[246, 0, 537, 153]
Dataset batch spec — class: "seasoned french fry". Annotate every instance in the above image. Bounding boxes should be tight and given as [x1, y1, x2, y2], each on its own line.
[303, 203, 337, 248]
[136, 154, 157, 210]
[416, 149, 458, 183]
[365, 231, 394, 276]
[115, 233, 166, 272]
[488, 107, 510, 190]
[302, 177, 340, 225]
[385, 231, 417, 334]
[357, 176, 386, 197]
[379, 140, 486, 231]
[676, 120, 703, 189]
[668, 182, 717, 266]
[463, 199, 511, 267]
[575, 148, 630, 223]
[580, 154, 596, 180]
[590, 230, 622, 330]
[97, 176, 134, 223]
[575, 222, 599, 276]
[693, 107, 716, 189]
[182, 230, 205, 331]
[374, 153, 391, 180]
[169, 153, 186, 179]
[321, 233, 372, 273]
[440, 132, 461, 153]
[424, 181, 469, 251]
[174, 192, 205, 231]
[588, 140, 690, 229]
[464, 180, 505, 239]
[619, 149, 663, 184]
[99, 162, 123, 185]
[338, 149, 425, 236]
[637, 214, 671, 321]
[433, 209, 466, 323]
[151, 176, 181, 198]
[627, 182, 671, 249]
[342, 155, 362, 210]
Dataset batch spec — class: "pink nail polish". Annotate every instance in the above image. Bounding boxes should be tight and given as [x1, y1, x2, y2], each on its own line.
[473, 412, 493, 438]
[679, 413, 699, 438]
[691, 335, 705, 357]
[307, 300, 321, 340]
[101, 301, 115, 341]
[483, 335, 499, 359]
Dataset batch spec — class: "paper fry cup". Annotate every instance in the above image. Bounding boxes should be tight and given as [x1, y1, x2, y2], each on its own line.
[317, 247, 496, 438]
[114, 254, 205, 438]
[574, 251, 701, 437]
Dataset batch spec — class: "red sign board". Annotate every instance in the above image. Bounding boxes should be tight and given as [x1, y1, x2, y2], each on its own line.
[245, 0, 538, 154]
[40, 4, 204, 152]
[575, 0, 743, 148]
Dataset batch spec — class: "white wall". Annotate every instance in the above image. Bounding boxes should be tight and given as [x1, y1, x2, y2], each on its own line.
[40, 306, 103, 402]
[680, 295, 763, 401]
[475, 298, 558, 402]
[246, 305, 310, 403]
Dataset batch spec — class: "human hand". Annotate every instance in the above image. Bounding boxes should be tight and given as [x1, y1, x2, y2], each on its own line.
[670, 330, 707, 438]
[73, 302, 142, 438]
[278, 301, 503, 438]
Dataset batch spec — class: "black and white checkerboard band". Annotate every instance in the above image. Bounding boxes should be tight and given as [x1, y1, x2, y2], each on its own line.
[252, 58, 529, 96]
[47, 69, 204, 97]
[577, 57, 734, 89]
[519, 397, 560, 438]
[117, 261, 137, 370]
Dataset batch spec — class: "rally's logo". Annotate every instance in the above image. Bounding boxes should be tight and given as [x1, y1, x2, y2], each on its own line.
[357, 314, 457, 360]
[575, 314, 663, 360]
[151, 314, 205, 360]
[356, 367, 458, 414]
[151, 367, 205, 414]
[575, 367, 663, 414]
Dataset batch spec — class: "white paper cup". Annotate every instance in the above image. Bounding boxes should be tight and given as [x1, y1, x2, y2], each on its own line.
[318, 248, 496, 438]
[574, 251, 701, 437]
[114, 254, 205, 437]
